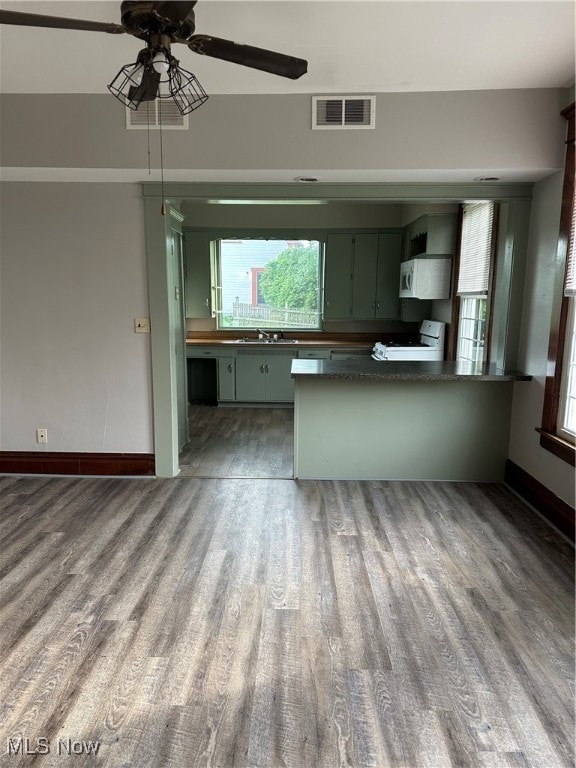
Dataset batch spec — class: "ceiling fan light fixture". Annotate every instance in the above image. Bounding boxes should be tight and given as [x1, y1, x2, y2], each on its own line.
[108, 47, 208, 116]
[108, 60, 150, 110]
[165, 63, 209, 115]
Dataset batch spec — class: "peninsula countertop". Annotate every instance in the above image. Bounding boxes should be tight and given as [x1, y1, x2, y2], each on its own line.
[291, 359, 531, 382]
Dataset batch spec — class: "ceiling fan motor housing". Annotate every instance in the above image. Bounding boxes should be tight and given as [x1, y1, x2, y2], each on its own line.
[120, 1, 196, 42]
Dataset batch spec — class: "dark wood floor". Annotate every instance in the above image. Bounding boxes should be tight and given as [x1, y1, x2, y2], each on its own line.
[179, 405, 294, 478]
[0, 469, 573, 767]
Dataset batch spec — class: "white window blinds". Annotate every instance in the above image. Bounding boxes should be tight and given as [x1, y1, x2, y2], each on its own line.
[564, 195, 575, 296]
[457, 202, 495, 295]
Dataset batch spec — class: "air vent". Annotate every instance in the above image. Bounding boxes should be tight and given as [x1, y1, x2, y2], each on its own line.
[126, 100, 188, 130]
[312, 96, 375, 130]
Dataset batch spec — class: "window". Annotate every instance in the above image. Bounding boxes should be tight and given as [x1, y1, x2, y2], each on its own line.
[457, 297, 488, 363]
[452, 202, 496, 362]
[540, 102, 576, 464]
[216, 238, 322, 330]
[558, 297, 576, 443]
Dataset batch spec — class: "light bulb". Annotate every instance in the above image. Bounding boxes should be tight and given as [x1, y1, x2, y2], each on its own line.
[152, 51, 169, 75]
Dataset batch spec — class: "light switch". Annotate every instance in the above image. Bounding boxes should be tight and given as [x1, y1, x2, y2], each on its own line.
[134, 317, 151, 333]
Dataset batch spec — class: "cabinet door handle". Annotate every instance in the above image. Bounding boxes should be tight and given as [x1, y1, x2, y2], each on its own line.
[265, 364, 269, 374]
[260, 364, 265, 374]
[227, 364, 233, 373]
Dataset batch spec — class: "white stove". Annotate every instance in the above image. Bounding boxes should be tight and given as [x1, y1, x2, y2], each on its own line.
[372, 320, 446, 361]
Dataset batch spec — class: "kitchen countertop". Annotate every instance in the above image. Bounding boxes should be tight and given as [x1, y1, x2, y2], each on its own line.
[291, 359, 531, 381]
[186, 337, 374, 348]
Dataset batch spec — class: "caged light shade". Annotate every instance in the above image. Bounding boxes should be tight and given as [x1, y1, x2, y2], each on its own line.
[108, 47, 208, 116]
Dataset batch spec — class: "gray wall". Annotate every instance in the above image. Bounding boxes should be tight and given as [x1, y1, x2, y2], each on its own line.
[0, 182, 153, 452]
[0, 89, 565, 179]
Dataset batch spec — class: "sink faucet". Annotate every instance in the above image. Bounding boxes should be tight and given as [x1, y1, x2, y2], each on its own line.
[257, 328, 271, 339]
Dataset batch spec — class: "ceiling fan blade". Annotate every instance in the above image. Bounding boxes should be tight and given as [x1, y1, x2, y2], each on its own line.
[188, 35, 307, 80]
[152, 1, 197, 23]
[0, 9, 124, 34]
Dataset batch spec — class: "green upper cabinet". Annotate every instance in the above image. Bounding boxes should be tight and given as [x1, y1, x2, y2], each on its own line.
[351, 233, 379, 318]
[406, 213, 458, 260]
[354, 232, 403, 319]
[184, 231, 212, 318]
[325, 231, 403, 320]
[375, 233, 403, 318]
[324, 233, 353, 319]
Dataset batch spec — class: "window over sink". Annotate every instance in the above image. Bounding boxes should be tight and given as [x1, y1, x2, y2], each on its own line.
[215, 238, 322, 330]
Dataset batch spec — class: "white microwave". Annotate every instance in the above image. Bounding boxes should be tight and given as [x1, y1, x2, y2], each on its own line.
[399, 258, 452, 299]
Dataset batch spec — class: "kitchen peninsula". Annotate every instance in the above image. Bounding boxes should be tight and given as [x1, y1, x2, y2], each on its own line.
[291, 359, 531, 482]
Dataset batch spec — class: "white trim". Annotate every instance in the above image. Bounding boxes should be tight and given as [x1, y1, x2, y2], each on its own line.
[0, 167, 550, 184]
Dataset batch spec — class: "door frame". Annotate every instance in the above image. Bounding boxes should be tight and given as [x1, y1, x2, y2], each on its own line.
[144, 200, 187, 477]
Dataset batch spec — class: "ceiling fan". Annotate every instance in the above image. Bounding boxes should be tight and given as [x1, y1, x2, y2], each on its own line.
[0, 1, 308, 114]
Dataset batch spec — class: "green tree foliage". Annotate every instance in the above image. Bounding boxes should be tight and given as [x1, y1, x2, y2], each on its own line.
[258, 244, 319, 310]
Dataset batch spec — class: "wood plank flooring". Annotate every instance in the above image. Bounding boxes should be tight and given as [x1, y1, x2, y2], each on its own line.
[0, 472, 573, 768]
[179, 405, 294, 478]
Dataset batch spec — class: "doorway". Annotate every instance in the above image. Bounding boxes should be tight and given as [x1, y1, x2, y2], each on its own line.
[179, 404, 294, 478]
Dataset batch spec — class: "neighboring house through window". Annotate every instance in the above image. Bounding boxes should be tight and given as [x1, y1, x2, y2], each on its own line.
[216, 238, 322, 329]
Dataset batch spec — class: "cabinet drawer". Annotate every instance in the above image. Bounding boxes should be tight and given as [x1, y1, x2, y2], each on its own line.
[298, 349, 331, 359]
[186, 346, 222, 357]
[330, 350, 372, 361]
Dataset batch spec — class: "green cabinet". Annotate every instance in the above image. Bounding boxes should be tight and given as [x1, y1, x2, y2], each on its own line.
[217, 357, 236, 401]
[235, 350, 296, 402]
[184, 231, 212, 318]
[353, 233, 403, 319]
[351, 233, 379, 318]
[324, 234, 353, 319]
[324, 231, 403, 320]
[406, 213, 458, 260]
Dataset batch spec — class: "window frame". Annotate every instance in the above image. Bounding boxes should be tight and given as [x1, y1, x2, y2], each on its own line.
[214, 235, 324, 331]
[557, 296, 576, 444]
[538, 102, 576, 466]
[448, 203, 499, 362]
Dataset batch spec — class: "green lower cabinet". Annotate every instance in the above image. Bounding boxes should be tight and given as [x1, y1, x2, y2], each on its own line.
[235, 351, 296, 402]
[265, 353, 296, 401]
[217, 357, 236, 401]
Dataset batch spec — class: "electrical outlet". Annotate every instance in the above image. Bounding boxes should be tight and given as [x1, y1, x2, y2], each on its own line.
[134, 317, 151, 333]
[36, 428, 48, 444]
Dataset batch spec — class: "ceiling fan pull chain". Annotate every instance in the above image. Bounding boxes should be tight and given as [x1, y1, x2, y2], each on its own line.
[146, 102, 152, 177]
[159, 98, 166, 216]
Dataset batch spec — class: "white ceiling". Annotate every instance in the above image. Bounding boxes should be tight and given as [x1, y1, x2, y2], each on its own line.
[0, 0, 574, 95]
